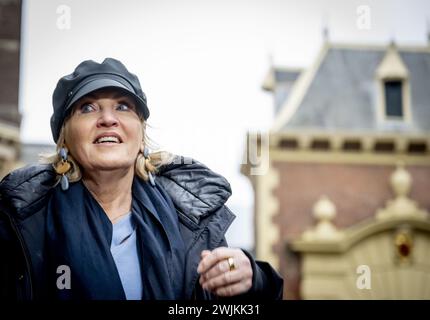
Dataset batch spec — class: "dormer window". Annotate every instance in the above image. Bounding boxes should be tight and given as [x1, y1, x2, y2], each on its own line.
[375, 43, 411, 123]
[384, 79, 403, 118]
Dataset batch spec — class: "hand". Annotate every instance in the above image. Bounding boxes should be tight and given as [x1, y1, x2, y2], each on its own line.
[197, 247, 253, 297]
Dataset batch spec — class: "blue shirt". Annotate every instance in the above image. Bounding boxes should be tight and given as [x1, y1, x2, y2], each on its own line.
[110, 212, 143, 300]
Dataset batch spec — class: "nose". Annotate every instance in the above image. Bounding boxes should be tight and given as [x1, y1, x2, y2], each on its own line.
[96, 107, 119, 128]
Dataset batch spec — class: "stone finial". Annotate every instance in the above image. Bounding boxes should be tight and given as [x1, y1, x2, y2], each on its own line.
[390, 162, 411, 197]
[313, 195, 336, 222]
[303, 196, 342, 241]
[377, 163, 428, 220]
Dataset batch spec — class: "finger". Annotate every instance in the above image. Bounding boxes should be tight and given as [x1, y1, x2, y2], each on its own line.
[198, 250, 216, 286]
[197, 247, 235, 274]
[201, 258, 233, 283]
[215, 279, 253, 297]
[202, 250, 251, 282]
[200, 250, 211, 258]
[199, 258, 231, 285]
[201, 268, 248, 291]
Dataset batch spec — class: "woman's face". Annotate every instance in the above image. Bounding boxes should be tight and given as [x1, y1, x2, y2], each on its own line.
[64, 88, 143, 174]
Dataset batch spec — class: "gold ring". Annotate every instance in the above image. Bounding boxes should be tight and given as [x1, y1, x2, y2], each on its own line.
[227, 257, 236, 271]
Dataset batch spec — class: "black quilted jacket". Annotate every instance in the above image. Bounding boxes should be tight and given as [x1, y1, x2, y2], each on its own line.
[0, 155, 283, 300]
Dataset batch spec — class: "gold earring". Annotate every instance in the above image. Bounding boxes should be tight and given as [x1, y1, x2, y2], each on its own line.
[54, 147, 71, 190]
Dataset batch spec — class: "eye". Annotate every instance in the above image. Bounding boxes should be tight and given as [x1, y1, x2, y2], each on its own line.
[116, 103, 130, 111]
[116, 103, 135, 112]
[79, 103, 96, 113]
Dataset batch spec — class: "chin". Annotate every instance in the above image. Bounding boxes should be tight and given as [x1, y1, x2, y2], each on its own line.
[91, 161, 135, 172]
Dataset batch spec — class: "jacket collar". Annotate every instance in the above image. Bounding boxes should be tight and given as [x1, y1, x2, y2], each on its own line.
[155, 155, 232, 224]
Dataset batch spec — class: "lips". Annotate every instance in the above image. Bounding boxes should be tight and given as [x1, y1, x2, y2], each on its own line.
[93, 132, 123, 144]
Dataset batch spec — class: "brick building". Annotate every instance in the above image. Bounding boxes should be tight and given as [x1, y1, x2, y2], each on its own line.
[0, 0, 22, 178]
[242, 41, 430, 299]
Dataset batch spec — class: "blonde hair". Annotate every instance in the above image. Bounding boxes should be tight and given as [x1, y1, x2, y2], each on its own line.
[39, 120, 174, 183]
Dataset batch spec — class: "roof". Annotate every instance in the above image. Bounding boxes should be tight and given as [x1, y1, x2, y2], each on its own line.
[271, 43, 430, 133]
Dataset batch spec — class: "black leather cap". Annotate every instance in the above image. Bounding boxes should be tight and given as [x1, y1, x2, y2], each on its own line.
[50, 58, 149, 143]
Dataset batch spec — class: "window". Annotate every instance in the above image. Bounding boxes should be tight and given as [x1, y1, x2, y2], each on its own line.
[384, 80, 403, 118]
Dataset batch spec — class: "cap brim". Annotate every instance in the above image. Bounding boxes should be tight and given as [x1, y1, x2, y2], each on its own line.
[65, 78, 149, 119]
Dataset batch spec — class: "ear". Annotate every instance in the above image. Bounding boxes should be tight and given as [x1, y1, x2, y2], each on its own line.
[140, 143, 144, 153]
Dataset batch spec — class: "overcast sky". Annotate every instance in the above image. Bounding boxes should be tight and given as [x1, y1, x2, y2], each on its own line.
[19, 0, 430, 249]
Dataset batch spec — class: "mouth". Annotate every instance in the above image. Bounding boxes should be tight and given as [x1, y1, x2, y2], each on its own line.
[93, 133, 123, 144]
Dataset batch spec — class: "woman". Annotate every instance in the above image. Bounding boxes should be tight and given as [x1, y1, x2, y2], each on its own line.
[0, 58, 283, 300]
